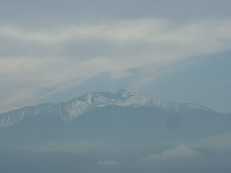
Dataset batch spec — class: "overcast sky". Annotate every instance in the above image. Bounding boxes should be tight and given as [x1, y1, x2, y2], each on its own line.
[1, 0, 231, 113]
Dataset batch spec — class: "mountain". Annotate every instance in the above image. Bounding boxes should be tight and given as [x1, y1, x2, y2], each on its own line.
[0, 89, 215, 128]
[1, 89, 231, 173]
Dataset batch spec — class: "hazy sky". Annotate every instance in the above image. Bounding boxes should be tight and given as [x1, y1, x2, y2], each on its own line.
[0, 0, 231, 113]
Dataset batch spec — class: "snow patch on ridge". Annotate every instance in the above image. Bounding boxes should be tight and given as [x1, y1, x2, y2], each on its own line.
[0, 89, 215, 127]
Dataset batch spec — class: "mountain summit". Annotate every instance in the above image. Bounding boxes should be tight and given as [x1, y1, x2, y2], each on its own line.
[1, 90, 231, 173]
[0, 89, 214, 128]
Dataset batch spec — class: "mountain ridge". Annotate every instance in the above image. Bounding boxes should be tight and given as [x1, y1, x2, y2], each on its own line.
[0, 89, 216, 128]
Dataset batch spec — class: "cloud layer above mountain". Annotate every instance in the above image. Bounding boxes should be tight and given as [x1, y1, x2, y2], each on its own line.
[1, 0, 231, 113]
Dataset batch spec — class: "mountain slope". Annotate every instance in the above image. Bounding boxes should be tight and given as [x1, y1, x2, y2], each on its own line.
[0, 89, 215, 128]
[1, 89, 231, 173]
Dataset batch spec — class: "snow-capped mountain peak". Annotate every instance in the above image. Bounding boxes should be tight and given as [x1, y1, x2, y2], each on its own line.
[116, 88, 133, 98]
[0, 89, 215, 128]
[64, 89, 153, 120]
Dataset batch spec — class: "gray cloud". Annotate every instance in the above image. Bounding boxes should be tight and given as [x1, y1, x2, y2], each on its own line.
[192, 133, 231, 152]
[1, 0, 231, 27]
[1, 0, 231, 112]
[142, 144, 200, 162]
[1, 18, 231, 112]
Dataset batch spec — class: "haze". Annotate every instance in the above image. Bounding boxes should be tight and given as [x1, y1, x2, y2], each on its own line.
[1, 1, 231, 173]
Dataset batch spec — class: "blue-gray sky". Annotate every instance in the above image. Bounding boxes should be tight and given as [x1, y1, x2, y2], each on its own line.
[1, 0, 231, 113]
